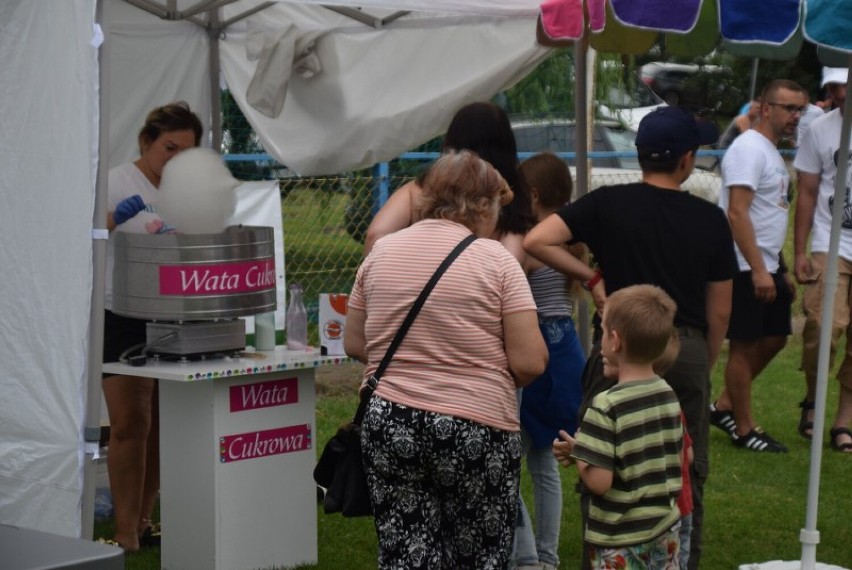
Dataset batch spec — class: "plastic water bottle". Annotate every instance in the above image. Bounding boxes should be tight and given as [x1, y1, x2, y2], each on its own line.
[286, 283, 308, 350]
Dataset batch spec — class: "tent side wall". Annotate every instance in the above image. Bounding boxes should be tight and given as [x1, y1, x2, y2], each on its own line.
[0, 0, 99, 537]
[106, 0, 212, 168]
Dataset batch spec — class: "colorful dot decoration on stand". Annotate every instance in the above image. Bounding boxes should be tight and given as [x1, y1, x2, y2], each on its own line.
[185, 356, 350, 381]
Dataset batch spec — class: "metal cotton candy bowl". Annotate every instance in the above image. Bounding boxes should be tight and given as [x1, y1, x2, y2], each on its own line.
[111, 225, 276, 356]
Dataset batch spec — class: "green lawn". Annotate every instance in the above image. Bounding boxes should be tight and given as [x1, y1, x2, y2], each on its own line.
[102, 175, 852, 568]
[103, 333, 852, 569]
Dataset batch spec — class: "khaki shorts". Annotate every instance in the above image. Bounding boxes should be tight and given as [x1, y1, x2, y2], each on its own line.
[801, 252, 852, 389]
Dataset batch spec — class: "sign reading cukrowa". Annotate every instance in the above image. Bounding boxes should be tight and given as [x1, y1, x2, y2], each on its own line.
[220, 424, 312, 463]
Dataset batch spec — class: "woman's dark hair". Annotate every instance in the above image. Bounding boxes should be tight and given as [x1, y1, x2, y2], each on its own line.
[138, 101, 203, 151]
[520, 151, 573, 209]
[440, 102, 534, 235]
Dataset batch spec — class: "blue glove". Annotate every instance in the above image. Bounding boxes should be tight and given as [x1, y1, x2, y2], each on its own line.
[113, 195, 146, 225]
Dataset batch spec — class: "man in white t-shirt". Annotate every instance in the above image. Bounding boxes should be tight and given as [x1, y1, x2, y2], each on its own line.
[797, 99, 825, 147]
[794, 67, 852, 453]
[712, 79, 802, 452]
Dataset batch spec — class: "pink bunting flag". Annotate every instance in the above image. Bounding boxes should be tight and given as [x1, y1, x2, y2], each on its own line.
[539, 0, 606, 41]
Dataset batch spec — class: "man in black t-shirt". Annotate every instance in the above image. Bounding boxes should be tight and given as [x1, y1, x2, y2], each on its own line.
[524, 107, 737, 570]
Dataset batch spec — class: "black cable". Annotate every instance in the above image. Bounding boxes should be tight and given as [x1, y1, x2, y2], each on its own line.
[118, 331, 179, 366]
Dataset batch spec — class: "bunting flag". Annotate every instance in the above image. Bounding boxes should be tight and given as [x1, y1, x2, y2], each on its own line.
[539, 0, 605, 42]
[538, 0, 584, 41]
[720, 0, 801, 44]
[590, 1, 658, 55]
[718, 0, 811, 62]
[665, 0, 719, 56]
[609, 0, 702, 33]
[805, 0, 852, 53]
[591, 0, 716, 56]
[541, 0, 814, 58]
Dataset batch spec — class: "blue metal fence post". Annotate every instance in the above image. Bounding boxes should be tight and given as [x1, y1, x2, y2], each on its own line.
[371, 162, 390, 213]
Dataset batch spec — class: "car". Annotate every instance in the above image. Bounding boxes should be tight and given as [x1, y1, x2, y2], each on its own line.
[511, 119, 721, 203]
[596, 77, 666, 132]
[640, 61, 743, 114]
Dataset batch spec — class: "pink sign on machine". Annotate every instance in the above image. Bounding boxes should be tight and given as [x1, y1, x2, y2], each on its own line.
[158, 259, 275, 296]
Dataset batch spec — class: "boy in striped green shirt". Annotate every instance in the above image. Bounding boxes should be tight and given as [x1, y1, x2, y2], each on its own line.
[567, 284, 684, 568]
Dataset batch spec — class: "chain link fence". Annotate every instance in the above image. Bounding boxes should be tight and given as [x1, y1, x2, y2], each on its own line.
[225, 155, 724, 338]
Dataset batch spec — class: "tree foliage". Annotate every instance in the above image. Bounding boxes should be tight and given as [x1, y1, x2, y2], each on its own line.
[502, 49, 577, 118]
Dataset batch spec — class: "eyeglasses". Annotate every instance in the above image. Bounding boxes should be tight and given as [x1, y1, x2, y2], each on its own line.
[765, 102, 807, 115]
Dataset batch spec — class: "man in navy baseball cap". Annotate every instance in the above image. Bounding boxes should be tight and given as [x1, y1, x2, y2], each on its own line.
[636, 106, 720, 163]
[525, 101, 736, 570]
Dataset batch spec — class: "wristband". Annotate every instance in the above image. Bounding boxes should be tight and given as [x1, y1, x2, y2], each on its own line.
[582, 269, 603, 291]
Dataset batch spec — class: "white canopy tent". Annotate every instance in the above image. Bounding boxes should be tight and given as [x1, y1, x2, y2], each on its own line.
[108, 0, 551, 175]
[0, 0, 552, 539]
[0, 0, 100, 538]
[5, 5, 850, 569]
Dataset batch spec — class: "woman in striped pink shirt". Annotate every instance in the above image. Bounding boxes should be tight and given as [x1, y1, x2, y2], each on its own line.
[346, 151, 548, 569]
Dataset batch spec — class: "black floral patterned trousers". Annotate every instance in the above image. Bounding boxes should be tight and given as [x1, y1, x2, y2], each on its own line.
[361, 395, 522, 569]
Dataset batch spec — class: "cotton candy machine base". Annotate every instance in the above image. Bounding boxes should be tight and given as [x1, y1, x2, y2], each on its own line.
[112, 225, 276, 357]
[144, 320, 246, 358]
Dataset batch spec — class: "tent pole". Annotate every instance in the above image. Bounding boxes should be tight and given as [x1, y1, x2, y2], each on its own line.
[82, 0, 111, 540]
[209, 8, 223, 152]
[574, 24, 592, 353]
[748, 58, 759, 101]
[799, 54, 852, 570]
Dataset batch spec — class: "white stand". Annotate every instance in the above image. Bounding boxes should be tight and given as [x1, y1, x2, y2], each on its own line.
[103, 348, 349, 570]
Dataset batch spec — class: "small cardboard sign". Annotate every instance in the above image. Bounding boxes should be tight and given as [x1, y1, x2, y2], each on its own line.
[319, 294, 348, 356]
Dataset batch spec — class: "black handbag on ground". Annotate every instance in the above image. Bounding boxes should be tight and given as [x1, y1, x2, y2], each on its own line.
[313, 234, 477, 517]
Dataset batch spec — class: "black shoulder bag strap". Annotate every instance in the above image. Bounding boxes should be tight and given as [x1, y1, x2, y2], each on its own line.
[352, 233, 477, 425]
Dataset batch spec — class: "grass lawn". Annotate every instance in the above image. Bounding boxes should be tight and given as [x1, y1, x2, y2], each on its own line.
[99, 176, 852, 568]
[100, 333, 852, 569]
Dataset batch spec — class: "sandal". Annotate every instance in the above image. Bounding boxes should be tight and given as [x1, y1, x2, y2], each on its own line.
[798, 399, 815, 440]
[139, 520, 161, 548]
[96, 538, 135, 554]
[829, 426, 852, 453]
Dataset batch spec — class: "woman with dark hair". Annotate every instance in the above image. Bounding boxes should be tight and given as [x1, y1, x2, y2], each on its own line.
[103, 101, 203, 552]
[364, 101, 534, 261]
[347, 150, 548, 569]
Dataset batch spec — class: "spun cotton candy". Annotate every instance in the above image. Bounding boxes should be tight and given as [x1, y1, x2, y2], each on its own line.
[157, 148, 240, 234]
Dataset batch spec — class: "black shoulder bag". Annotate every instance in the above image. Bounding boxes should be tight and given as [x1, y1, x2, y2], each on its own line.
[313, 234, 477, 517]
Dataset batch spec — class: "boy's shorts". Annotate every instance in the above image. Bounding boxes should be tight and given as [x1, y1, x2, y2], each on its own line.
[591, 521, 680, 569]
[726, 271, 792, 341]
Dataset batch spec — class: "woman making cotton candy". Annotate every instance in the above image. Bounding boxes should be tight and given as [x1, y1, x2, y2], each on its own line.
[103, 101, 202, 552]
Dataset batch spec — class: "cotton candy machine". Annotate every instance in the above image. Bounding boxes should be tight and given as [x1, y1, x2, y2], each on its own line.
[111, 225, 276, 357]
